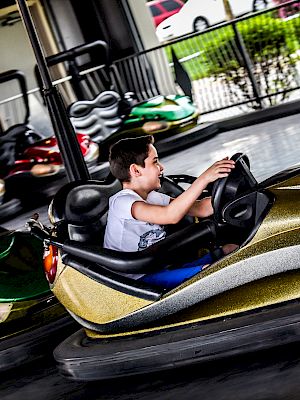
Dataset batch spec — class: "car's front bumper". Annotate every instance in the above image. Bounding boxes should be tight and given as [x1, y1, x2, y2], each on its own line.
[54, 299, 300, 381]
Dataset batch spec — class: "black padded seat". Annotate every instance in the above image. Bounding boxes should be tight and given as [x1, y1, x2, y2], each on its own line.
[66, 186, 108, 224]
[0, 125, 28, 166]
[60, 218, 217, 274]
[48, 174, 218, 273]
[49, 177, 122, 243]
[65, 185, 108, 243]
[50, 174, 204, 244]
[34, 175, 218, 299]
[0, 124, 43, 168]
[0, 124, 27, 141]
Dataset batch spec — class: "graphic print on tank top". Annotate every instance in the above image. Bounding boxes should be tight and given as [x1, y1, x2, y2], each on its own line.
[138, 224, 166, 251]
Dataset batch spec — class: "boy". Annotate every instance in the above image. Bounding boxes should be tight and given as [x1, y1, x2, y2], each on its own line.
[104, 135, 236, 289]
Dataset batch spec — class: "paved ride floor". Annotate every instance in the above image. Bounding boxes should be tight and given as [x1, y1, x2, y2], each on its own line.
[162, 112, 300, 182]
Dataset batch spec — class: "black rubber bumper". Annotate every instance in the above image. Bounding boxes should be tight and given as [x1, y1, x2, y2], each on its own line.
[0, 315, 77, 372]
[54, 300, 300, 381]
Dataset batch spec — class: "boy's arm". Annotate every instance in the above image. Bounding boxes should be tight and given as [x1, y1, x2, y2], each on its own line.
[186, 197, 213, 218]
[132, 158, 234, 225]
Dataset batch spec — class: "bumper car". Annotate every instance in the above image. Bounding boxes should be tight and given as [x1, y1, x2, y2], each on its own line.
[274, 0, 300, 19]
[44, 40, 212, 159]
[1, 128, 99, 197]
[68, 90, 202, 160]
[0, 69, 104, 222]
[0, 227, 77, 372]
[27, 153, 300, 381]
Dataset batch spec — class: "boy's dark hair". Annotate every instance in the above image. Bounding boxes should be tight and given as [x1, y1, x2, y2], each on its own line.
[109, 135, 154, 182]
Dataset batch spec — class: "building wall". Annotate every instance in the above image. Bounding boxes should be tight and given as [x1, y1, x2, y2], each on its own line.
[126, 0, 176, 94]
[0, 21, 37, 99]
[46, 0, 85, 52]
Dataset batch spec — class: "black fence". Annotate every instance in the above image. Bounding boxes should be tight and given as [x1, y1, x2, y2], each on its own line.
[111, 0, 300, 116]
[2, 0, 300, 126]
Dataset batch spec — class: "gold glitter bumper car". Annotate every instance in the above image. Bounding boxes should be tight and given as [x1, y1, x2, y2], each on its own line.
[27, 153, 300, 381]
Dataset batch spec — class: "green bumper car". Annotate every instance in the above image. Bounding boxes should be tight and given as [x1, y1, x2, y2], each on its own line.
[0, 228, 77, 372]
[69, 91, 214, 160]
[27, 153, 300, 381]
[44, 40, 212, 159]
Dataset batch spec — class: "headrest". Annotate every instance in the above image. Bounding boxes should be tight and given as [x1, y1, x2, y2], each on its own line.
[68, 91, 123, 142]
[49, 178, 122, 226]
[1, 123, 28, 142]
[65, 186, 108, 225]
[0, 124, 28, 167]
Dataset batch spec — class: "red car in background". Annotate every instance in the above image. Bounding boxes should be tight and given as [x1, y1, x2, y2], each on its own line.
[147, 0, 184, 27]
[273, 0, 300, 18]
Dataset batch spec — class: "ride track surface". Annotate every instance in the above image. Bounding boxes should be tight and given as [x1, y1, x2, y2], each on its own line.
[1, 113, 300, 399]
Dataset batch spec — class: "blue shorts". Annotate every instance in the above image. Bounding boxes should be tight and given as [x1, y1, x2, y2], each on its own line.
[140, 252, 213, 289]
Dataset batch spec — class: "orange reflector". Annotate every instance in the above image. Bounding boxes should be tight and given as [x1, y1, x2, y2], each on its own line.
[43, 245, 58, 283]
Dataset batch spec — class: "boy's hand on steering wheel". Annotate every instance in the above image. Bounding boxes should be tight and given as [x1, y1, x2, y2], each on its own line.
[200, 157, 235, 186]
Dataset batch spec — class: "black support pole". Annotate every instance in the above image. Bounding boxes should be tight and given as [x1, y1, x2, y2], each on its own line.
[232, 22, 263, 110]
[16, 0, 90, 182]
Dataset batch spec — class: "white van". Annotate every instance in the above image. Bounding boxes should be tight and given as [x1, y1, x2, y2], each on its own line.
[156, 0, 273, 42]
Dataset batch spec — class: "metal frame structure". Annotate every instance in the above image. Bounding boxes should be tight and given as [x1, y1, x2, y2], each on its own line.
[16, 0, 90, 182]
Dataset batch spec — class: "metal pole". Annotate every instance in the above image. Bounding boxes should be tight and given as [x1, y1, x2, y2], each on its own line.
[16, 0, 90, 182]
[223, 1, 262, 109]
[232, 22, 263, 109]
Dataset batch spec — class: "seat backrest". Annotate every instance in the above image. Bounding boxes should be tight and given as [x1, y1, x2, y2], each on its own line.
[68, 91, 123, 143]
[49, 175, 196, 245]
[0, 124, 28, 167]
[49, 178, 122, 243]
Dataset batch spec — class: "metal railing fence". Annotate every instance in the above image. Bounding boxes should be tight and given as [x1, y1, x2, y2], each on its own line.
[110, 0, 300, 116]
[1, 0, 300, 129]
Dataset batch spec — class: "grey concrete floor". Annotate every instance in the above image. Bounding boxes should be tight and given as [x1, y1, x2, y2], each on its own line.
[162, 113, 300, 182]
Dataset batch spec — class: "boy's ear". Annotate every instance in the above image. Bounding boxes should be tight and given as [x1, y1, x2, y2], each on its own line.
[129, 163, 141, 177]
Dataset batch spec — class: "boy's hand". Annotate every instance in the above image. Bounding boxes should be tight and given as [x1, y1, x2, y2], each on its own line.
[200, 157, 235, 185]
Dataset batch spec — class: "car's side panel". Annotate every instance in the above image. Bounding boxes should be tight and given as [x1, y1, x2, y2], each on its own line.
[52, 266, 152, 325]
[87, 239, 300, 333]
[86, 269, 300, 339]
[253, 175, 300, 242]
[231, 0, 254, 16]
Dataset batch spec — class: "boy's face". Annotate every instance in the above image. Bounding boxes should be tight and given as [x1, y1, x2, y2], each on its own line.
[139, 144, 164, 191]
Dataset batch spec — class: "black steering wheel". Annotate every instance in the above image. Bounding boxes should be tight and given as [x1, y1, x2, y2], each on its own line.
[212, 153, 258, 225]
